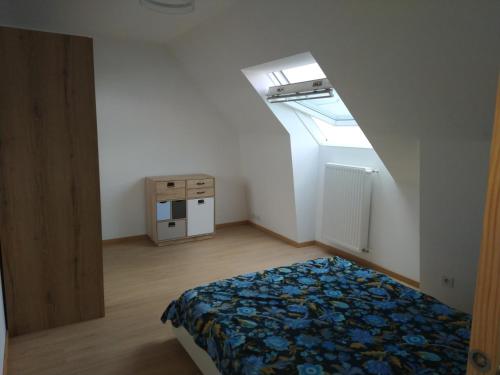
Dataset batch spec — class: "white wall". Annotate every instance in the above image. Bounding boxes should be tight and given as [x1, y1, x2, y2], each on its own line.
[241, 104, 320, 243]
[275, 105, 319, 242]
[94, 38, 247, 239]
[239, 131, 298, 240]
[317, 146, 420, 282]
[420, 138, 490, 312]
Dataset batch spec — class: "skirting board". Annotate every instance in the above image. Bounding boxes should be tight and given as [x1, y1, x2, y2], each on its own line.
[215, 220, 250, 229]
[246, 221, 420, 289]
[247, 221, 315, 248]
[102, 234, 148, 245]
[314, 241, 420, 289]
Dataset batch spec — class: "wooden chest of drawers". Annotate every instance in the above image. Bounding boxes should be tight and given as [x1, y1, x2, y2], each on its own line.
[145, 174, 215, 246]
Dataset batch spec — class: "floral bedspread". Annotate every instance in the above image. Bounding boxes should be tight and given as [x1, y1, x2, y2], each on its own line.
[162, 256, 470, 375]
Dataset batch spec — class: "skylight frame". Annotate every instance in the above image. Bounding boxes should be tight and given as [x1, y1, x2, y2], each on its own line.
[268, 71, 289, 86]
[296, 100, 356, 124]
[311, 116, 373, 149]
[264, 61, 372, 149]
[281, 63, 327, 84]
[268, 63, 356, 124]
[286, 101, 357, 127]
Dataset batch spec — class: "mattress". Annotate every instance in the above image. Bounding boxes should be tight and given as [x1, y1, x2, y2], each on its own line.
[162, 256, 471, 375]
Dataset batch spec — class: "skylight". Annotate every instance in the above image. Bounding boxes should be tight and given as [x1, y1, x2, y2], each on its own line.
[267, 61, 372, 149]
[298, 93, 355, 123]
[268, 63, 356, 123]
[282, 63, 326, 83]
[268, 63, 326, 85]
[312, 117, 372, 149]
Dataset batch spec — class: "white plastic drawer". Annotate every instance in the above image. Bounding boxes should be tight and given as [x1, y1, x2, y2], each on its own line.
[156, 201, 171, 221]
[187, 197, 214, 237]
[157, 220, 186, 241]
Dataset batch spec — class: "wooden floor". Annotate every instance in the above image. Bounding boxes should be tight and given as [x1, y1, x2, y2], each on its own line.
[7, 224, 334, 375]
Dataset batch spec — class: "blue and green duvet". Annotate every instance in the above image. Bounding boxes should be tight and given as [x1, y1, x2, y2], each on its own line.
[162, 257, 470, 375]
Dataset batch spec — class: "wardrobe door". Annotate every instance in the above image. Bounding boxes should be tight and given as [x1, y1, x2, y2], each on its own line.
[0, 27, 104, 336]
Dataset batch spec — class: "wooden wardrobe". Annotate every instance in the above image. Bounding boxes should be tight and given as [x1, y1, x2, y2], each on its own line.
[0, 27, 104, 336]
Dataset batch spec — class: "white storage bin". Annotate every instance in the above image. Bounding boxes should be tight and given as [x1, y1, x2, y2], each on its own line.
[156, 200, 171, 221]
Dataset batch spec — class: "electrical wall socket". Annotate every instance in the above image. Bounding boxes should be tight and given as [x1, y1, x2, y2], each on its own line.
[441, 275, 455, 288]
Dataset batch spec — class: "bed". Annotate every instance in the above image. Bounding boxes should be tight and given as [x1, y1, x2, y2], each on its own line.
[162, 256, 471, 375]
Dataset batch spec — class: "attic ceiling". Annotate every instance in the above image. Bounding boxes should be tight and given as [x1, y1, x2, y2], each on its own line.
[1, 0, 499, 145]
[0, 0, 239, 43]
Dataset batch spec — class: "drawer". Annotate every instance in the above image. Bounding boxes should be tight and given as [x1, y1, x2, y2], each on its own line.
[187, 178, 214, 189]
[156, 180, 185, 193]
[156, 188, 186, 201]
[187, 187, 214, 199]
[187, 198, 215, 236]
[157, 220, 186, 241]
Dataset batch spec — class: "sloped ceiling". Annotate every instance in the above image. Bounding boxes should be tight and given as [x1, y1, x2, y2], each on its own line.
[166, 0, 500, 183]
[0, 0, 240, 43]
[168, 1, 500, 139]
[3, 0, 497, 142]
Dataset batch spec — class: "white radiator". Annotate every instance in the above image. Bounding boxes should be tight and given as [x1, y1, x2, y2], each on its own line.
[321, 163, 375, 253]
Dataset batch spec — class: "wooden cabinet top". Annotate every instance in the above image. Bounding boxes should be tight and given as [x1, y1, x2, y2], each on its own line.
[146, 174, 214, 182]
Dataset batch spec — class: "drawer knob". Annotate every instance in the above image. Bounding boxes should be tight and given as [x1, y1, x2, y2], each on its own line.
[167, 182, 175, 187]
[197, 191, 205, 194]
[196, 182, 205, 186]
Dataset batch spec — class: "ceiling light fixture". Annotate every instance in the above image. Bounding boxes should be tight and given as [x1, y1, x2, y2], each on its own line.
[139, 0, 195, 15]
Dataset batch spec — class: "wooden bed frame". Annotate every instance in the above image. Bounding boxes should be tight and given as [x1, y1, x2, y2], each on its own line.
[171, 324, 220, 375]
